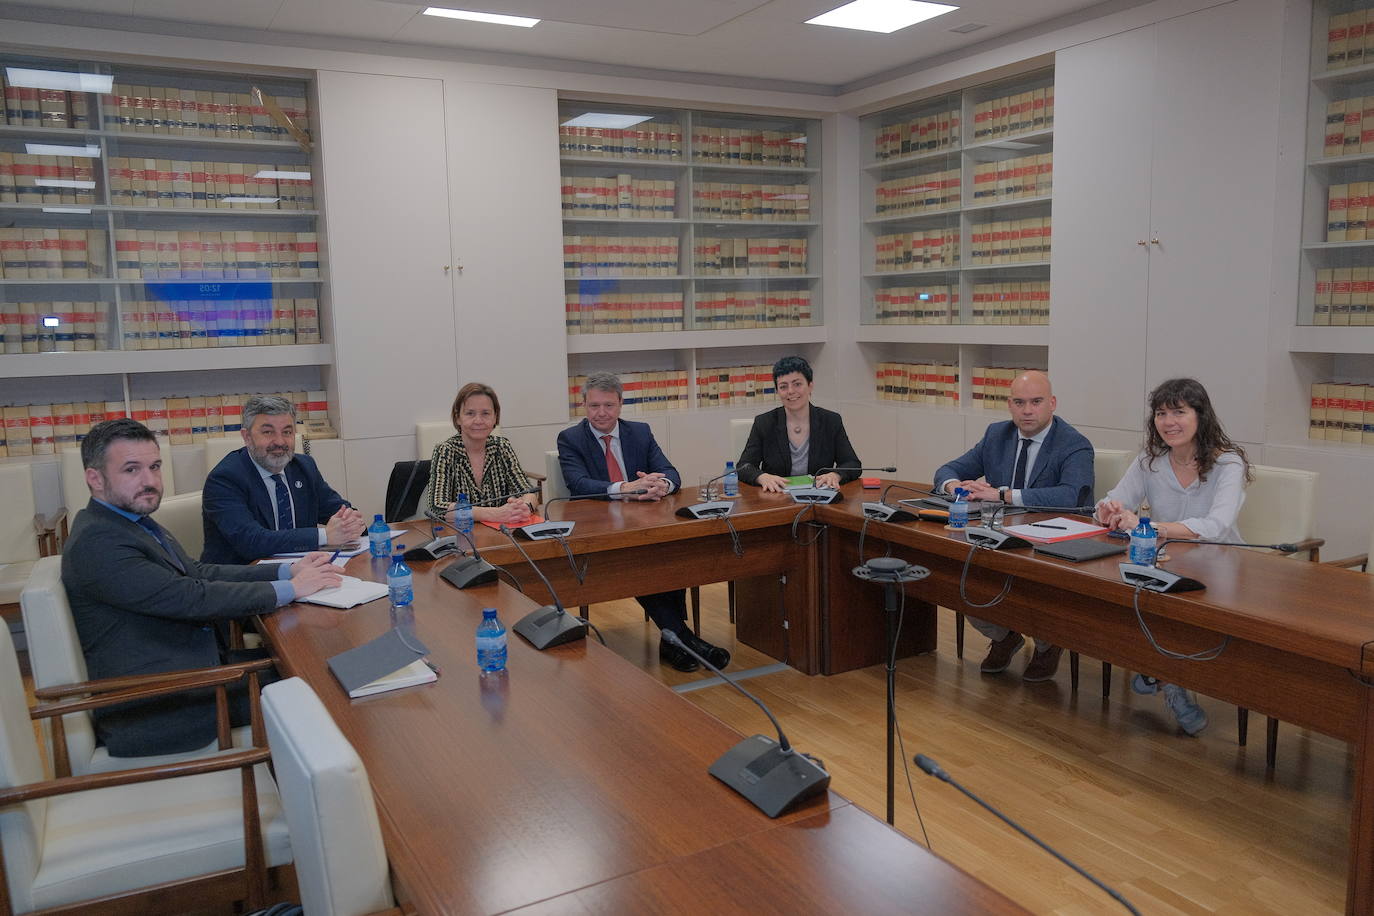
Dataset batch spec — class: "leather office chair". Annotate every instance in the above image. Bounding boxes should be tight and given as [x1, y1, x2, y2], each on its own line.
[383, 460, 430, 523]
[261, 678, 398, 916]
[0, 623, 292, 915]
[1066, 448, 1136, 690]
[19, 557, 257, 777]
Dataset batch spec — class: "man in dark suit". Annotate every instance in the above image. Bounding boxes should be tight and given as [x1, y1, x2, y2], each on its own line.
[933, 370, 1094, 682]
[557, 372, 731, 673]
[202, 394, 365, 564]
[61, 418, 341, 757]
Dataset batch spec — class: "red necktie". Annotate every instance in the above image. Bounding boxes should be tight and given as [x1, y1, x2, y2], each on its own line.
[602, 435, 624, 483]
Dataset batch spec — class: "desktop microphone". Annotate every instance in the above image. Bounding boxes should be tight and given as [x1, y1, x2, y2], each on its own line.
[863, 482, 935, 523]
[661, 629, 830, 817]
[789, 467, 894, 505]
[407, 485, 540, 561]
[498, 525, 588, 649]
[914, 754, 1141, 916]
[515, 492, 610, 540]
[1118, 538, 1302, 593]
[965, 502, 1098, 551]
[678, 469, 736, 519]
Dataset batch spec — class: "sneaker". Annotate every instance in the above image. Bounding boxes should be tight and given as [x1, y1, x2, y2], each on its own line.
[979, 631, 1025, 674]
[1131, 673, 1160, 695]
[1163, 683, 1208, 736]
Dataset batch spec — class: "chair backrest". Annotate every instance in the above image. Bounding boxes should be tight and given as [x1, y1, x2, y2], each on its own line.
[261, 678, 393, 916]
[0, 621, 50, 912]
[1093, 448, 1135, 504]
[61, 439, 177, 505]
[153, 492, 205, 562]
[1237, 464, 1319, 547]
[384, 460, 431, 523]
[544, 450, 570, 500]
[416, 421, 453, 463]
[730, 418, 752, 463]
[203, 435, 242, 475]
[20, 556, 97, 773]
[0, 463, 39, 564]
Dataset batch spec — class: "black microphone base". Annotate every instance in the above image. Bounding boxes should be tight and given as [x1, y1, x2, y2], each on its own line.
[1119, 563, 1205, 592]
[676, 500, 735, 519]
[709, 734, 830, 818]
[404, 536, 458, 562]
[513, 605, 588, 649]
[788, 487, 843, 504]
[515, 521, 577, 540]
[439, 554, 498, 589]
[964, 527, 1032, 550]
[861, 501, 918, 523]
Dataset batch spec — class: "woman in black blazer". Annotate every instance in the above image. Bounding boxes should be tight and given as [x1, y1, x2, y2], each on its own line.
[737, 355, 861, 492]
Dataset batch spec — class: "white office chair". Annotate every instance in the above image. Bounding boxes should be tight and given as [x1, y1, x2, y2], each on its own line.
[61, 439, 178, 509]
[204, 434, 242, 474]
[261, 678, 395, 916]
[0, 464, 55, 608]
[0, 623, 292, 914]
[730, 417, 753, 462]
[544, 449, 570, 500]
[153, 491, 206, 563]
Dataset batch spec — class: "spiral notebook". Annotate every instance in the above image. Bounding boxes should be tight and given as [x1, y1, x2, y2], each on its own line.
[1033, 538, 1128, 562]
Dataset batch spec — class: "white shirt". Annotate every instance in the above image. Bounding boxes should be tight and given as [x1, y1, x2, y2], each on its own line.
[252, 457, 328, 545]
[938, 422, 1050, 507]
[592, 422, 675, 497]
[1098, 451, 1246, 540]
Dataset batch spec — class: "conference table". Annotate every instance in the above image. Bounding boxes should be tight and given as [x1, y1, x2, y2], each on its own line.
[259, 539, 1027, 914]
[434, 480, 1374, 913]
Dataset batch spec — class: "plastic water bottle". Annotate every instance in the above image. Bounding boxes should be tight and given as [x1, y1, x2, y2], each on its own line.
[1129, 516, 1158, 566]
[723, 460, 738, 497]
[476, 607, 507, 673]
[368, 513, 390, 558]
[949, 487, 969, 529]
[387, 549, 413, 607]
[454, 493, 474, 538]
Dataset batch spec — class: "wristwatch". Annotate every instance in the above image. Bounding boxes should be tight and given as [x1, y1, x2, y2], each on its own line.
[998, 486, 1010, 503]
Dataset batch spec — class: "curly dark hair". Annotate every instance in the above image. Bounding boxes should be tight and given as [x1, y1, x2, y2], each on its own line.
[1143, 378, 1251, 484]
[771, 355, 813, 383]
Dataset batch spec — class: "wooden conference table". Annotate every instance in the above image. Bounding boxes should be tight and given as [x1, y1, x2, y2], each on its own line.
[439, 480, 1374, 913]
[260, 547, 1026, 914]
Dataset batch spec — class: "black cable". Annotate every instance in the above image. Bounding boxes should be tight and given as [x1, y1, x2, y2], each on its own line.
[553, 533, 589, 584]
[883, 582, 932, 850]
[579, 617, 607, 645]
[1131, 582, 1230, 660]
[791, 504, 824, 546]
[493, 566, 524, 593]
[724, 516, 744, 558]
[958, 543, 1014, 608]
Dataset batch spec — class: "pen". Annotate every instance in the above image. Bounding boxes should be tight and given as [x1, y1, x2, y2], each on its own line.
[1029, 523, 1067, 530]
[329, 550, 341, 563]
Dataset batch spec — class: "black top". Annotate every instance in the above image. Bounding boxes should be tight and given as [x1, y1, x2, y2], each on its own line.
[736, 404, 861, 486]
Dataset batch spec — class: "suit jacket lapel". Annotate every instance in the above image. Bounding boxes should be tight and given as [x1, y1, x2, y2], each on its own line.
[582, 419, 609, 478]
[1027, 418, 1058, 487]
[240, 448, 277, 528]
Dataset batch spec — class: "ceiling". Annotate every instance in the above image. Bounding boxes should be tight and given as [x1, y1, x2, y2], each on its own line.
[0, 0, 1133, 92]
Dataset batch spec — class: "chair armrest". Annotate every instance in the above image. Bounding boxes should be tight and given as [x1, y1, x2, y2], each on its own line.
[1288, 537, 1324, 562]
[0, 746, 270, 806]
[32, 658, 274, 700]
[30, 667, 250, 720]
[1326, 553, 1369, 571]
[523, 469, 547, 483]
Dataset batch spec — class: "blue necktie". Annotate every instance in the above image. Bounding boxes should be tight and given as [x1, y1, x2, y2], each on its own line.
[137, 516, 185, 573]
[1011, 438, 1032, 490]
[272, 473, 293, 531]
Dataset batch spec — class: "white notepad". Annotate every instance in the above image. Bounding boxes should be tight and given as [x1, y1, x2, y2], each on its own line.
[299, 576, 389, 609]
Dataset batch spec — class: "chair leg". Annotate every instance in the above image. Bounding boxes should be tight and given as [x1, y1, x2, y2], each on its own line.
[690, 587, 701, 636]
[1266, 717, 1279, 770]
[955, 612, 965, 658]
[1101, 662, 1112, 698]
[1237, 707, 1248, 746]
[580, 605, 589, 621]
[727, 581, 736, 624]
[1069, 651, 1079, 691]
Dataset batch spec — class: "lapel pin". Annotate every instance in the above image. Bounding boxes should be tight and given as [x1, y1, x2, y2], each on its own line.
[295, 480, 303, 488]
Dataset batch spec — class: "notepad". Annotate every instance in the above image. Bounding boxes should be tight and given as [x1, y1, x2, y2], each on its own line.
[327, 628, 436, 698]
[1001, 517, 1107, 543]
[298, 576, 389, 609]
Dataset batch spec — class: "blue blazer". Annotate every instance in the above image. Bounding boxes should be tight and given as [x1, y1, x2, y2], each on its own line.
[557, 418, 681, 496]
[933, 415, 1094, 509]
[202, 447, 349, 563]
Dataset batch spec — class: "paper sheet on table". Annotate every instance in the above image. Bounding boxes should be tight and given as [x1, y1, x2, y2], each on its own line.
[1000, 517, 1107, 543]
[258, 556, 350, 567]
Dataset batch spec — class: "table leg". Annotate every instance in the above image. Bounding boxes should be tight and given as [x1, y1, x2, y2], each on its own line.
[1349, 682, 1374, 914]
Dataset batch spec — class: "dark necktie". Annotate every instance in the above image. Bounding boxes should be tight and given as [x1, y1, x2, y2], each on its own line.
[137, 516, 185, 573]
[272, 473, 293, 531]
[1011, 438, 1033, 490]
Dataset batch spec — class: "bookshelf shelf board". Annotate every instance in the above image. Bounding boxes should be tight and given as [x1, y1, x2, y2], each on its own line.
[114, 277, 323, 285]
[559, 155, 686, 169]
[694, 273, 820, 282]
[1306, 151, 1374, 169]
[565, 324, 826, 354]
[692, 219, 821, 228]
[1312, 60, 1374, 87]
[863, 267, 961, 279]
[0, 343, 333, 379]
[1289, 325, 1374, 353]
[0, 123, 307, 153]
[1302, 240, 1374, 251]
[854, 325, 1050, 346]
[864, 146, 964, 172]
[561, 216, 689, 226]
[0, 203, 319, 217]
[0, 278, 118, 286]
[962, 129, 1054, 152]
[962, 194, 1053, 215]
[960, 260, 1053, 272]
[689, 161, 819, 175]
[565, 274, 690, 282]
[865, 209, 960, 226]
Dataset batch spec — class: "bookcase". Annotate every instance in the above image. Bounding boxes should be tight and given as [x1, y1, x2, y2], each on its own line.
[558, 100, 824, 407]
[0, 52, 330, 459]
[853, 68, 1053, 415]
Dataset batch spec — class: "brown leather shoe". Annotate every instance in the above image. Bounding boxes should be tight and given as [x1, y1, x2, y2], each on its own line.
[1021, 645, 1064, 683]
[979, 631, 1025, 674]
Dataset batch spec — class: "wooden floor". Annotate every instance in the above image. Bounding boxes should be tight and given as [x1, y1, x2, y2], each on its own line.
[592, 584, 1351, 915]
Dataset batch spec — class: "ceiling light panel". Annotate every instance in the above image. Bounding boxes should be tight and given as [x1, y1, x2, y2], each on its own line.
[806, 0, 958, 34]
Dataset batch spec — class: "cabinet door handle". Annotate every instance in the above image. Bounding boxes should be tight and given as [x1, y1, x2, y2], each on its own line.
[1137, 240, 1148, 246]
[1150, 237, 1160, 245]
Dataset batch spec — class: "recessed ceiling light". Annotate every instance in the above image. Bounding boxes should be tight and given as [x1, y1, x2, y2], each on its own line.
[806, 0, 958, 34]
[25, 143, 101, 158]
[948, 21, 986, 33]
[422, 7, 540, 27]
[561, 113, 654, 130]
[253, 170, 311, 180]
[5, 67, 113, 93]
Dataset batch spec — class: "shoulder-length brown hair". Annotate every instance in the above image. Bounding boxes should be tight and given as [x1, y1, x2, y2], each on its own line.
[451, 382, 500, 430]
[1143, 377, 1251, 483]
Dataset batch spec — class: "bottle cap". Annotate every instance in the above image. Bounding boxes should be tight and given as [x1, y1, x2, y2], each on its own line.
[482, 607, 497, 618]
[393, 545, 404, 553]
[374, 513, 383, 521]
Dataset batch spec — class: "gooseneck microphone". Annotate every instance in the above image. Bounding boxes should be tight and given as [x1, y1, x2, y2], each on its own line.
[863, 482, 934, 523]
[789, 466, 894, 505]
[914, 754, 1141, 915]
[515, 492, 610, 540]
[1119, 537, 1303, 594]
[677, 470, 736, 519]
[662, 628, 830, 817]
[498, 525, 589, 649]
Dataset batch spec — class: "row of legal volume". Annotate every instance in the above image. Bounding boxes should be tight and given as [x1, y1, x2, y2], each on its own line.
[872, 153, 1052, 218]
[0, 297, 320, 353]
[874, 362, 959, 406]
[1, 77, 310, 139]
[1322, 98, 1374, 158]
[871, 86, 1054, 161]
[563, 235, 812, 276]
[1324, 184, 1374, 241]
[565, 289, 814, 334]
[1310, 382, 1374, 442]
[0, 390, 329, 457]
[871, 280, 1050, 325]
[1314, 268, 1374, 323]
[1324, 9, 1374, 71]
[567, 364, 782, 416]
[558, 121, 810, 167]
[560, 176, 676, 219]
[0, 153, 314, 209]
[871, 218, 1054, 271]
[0, 229, 318, 280]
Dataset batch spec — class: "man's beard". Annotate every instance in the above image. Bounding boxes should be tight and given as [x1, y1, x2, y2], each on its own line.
[106, 483, 162, 516]
[253, 445, 293, 473]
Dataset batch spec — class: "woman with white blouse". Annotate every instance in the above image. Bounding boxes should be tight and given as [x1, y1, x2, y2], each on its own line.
[1094, 378, 1253, 736]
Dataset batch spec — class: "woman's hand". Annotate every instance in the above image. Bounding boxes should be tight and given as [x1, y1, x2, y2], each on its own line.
[814, 471, 842, 489]
[757, 473, 790, 493]
[475, 499, 533, 526]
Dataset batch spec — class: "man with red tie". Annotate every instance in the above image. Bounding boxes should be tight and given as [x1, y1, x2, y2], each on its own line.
[557, 371, 731, 673]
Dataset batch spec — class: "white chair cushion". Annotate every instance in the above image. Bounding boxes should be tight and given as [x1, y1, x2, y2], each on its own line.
[0, 464, 40, 564]
[1237, 464, 1319, 547]
[0, 559, 39, 605]
[203, 436, 242, 475]
[1093, 448, 1135, 504]
[152, 491, 205, 563]
[544, 450, 570, 501]
[416, 421, 453, 463]
[730, 418, 752, 463]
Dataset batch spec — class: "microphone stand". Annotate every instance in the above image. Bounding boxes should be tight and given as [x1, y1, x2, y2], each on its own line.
[516, 492, 609, 540]
[498, 525, 589, 649]
[677, 470, 736, 519]
[863, 482, 935, 523]
[788, 466, 896, 505]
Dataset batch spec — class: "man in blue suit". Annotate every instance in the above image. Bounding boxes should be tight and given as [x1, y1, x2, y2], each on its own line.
[557, 372, 731, 673]
[202, 395, 365, 564]
[933, 370, 1094, 682]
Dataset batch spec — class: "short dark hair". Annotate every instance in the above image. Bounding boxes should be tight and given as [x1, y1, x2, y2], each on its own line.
[452, 382, 501, 429]
[772, 355, 813, 383]
[82, 418, 157, 471]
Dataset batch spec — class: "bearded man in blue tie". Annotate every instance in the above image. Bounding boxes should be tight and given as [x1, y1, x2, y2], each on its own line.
[202, 395, 364, 564]
[932, 370, 1094, 682]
